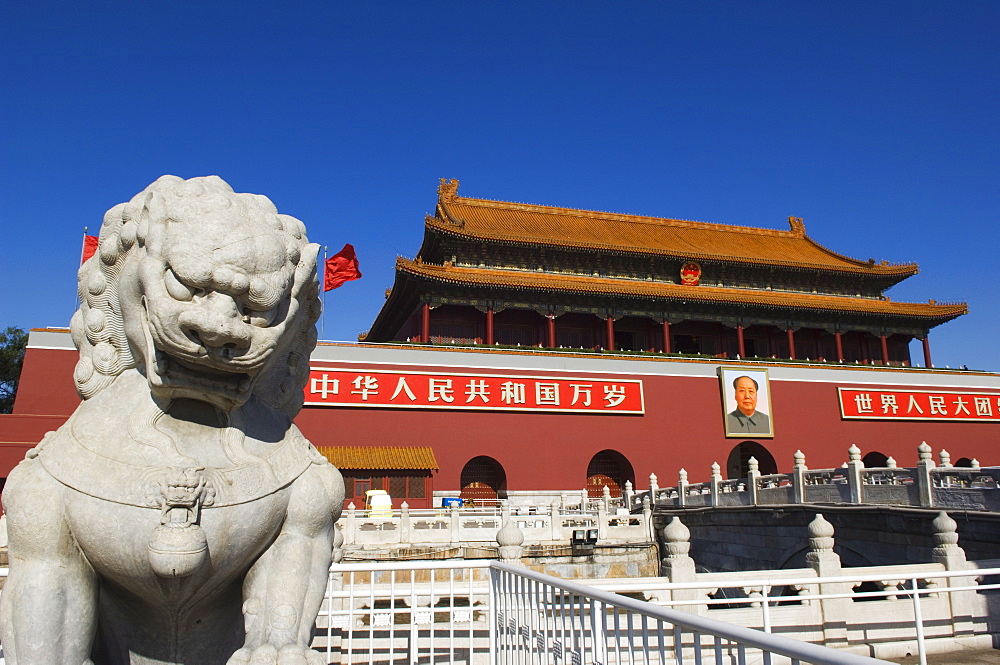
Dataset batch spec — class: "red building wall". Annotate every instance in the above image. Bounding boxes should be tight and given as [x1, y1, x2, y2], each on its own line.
[296, 360, 999, 494]
[2, 331, 998, 506]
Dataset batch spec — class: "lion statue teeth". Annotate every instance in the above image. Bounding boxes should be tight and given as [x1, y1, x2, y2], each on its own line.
[0, 176, 345, 665]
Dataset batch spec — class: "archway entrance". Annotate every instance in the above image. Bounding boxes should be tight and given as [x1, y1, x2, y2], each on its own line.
[586, 450, 635, 497]
[726, 441, 777, 479]
[460, 456, 506, 506]
[862, 451, 889, 468]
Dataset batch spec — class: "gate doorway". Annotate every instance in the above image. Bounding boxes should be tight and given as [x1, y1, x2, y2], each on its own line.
[726, 441, 777, 479]
[586, 450, 635, 497]
[460, 456, 507, 507]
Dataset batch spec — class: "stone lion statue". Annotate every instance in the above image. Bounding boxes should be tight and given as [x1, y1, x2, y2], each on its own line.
[0, 176, 344, 665]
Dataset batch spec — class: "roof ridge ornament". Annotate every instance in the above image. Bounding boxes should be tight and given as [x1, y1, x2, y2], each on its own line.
[788, 216, 806, 236]
[438, 178, 459, 203]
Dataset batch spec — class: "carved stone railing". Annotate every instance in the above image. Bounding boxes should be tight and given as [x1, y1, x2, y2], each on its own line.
[340, 499, 654, 549]
[628, 443, 1000, 511]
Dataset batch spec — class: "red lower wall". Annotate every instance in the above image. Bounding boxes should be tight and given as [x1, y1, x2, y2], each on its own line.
[295, 370, 999, 494]
[3, 338, 998, 501]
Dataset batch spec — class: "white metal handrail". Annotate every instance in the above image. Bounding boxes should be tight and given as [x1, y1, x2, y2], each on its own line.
[580, 565, 1000, 594]
[490, 561, 891, 665]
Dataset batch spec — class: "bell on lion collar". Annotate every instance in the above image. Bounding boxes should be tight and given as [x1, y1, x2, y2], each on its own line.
[147, 522, 210, 578]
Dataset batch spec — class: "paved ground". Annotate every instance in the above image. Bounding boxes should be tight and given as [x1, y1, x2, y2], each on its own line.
[885, 648, 999, 664]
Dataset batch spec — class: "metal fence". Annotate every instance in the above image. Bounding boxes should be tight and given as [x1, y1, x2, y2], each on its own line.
[490, 562, 892, 665]
[319, 560, 493, 665]
[311, 560, 904, 665]
[5, 561, 997, 665]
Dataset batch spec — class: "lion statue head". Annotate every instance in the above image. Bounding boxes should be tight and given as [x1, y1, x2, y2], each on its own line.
[70, 175, 320, 416]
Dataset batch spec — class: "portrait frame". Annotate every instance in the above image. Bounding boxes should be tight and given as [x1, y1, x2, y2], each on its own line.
[718, 366, 774, 438]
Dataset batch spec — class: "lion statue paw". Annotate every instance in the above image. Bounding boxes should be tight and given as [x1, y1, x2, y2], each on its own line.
[227, 644, 327, 665]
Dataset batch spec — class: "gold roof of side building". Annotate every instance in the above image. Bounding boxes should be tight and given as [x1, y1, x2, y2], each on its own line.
[430, 179, 918, 276]
[397, 257, 967, 320]
[316, 446, 439, 470]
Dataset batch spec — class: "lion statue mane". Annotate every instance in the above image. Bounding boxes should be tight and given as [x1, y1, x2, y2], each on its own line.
[0, 176, 344, 665]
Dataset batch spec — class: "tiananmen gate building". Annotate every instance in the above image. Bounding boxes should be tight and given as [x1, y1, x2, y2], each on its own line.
[1, 181, 997, 509]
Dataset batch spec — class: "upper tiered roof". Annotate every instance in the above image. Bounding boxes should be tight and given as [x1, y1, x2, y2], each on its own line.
[395, 257, 966, 321]
[428, 179, 918, 277]
[362, 180, 966, 343]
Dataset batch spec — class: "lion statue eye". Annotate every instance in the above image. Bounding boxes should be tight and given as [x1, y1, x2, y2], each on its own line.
[164, 269, 196, 302]
[241, 305, 277, 328]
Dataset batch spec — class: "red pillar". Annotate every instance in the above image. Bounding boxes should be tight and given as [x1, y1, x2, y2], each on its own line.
[922, 336, 933, 368]
[834, 332, 844, 362]
[606, 317, 615, 351]
[736, 325, 746, 358]
[880, 334, 890, 365]
[421, 303, 430, 344]
[546, 314, 556, 348]
[662, 321, 672, 353]
[786, 329, 796, 360]
[485, 308, 494, 345]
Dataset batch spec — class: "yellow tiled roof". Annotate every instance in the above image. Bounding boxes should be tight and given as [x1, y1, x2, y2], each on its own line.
[431, 181, 917, 276]
[397, 258, 967, 319]
[316, 446, 439, 470]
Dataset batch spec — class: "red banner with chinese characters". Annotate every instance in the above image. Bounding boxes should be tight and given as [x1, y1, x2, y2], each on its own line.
[838, 388, 1000, 421]
[305, 368, 644, 414]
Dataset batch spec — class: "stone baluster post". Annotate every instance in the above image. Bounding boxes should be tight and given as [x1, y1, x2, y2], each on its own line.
[792, 450, 807, 504]
[709, 462, 722, 507]
[496, 507, 524, 563]
[806, 513, 841, 575]
[931, 511, 966, 567]
[661, 517, 695, 580]
[805, 514, 849, 646]
[886, 456, 897, 469]
[660, 517, 703, 614]
[970, 458, 980, 470]
[602, 485, 612, 513]
[931, 511, 976, 636]
[938, 449, 951, 467]
[916, 442, 935, 507]
[449, 503, 461, 544]
[642, 496, 652, 541]
[623, 480, 633, 508]
[344, 502, 357, 545]
[580, 489, 589, 511]
[597, 493, 609, 540]
[649, 473, 659, 504]
[846, 445, 863, 504]
[550, 501, 562, 541]
[677, 469, 688, 508]
[746, 457, 760, 506]
[400, 501, 411, 545]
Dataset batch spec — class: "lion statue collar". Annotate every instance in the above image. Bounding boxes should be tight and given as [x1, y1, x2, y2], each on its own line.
[33, 372, 327, 510]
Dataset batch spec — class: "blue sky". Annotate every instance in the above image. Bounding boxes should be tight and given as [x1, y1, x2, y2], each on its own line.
[2, 2, 997, 370]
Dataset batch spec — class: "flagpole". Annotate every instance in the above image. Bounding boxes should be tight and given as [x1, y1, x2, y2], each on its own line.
[321, 245, 328, 341]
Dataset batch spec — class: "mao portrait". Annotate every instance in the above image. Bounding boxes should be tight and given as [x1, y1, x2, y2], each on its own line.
[719, 367, 774, 438]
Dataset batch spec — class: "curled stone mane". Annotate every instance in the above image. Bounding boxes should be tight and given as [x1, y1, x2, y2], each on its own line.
[70, 175, 321, 418]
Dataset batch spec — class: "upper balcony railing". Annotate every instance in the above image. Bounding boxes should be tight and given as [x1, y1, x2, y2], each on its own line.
[339, 500, 652, 554]
[628, 442, 1000, 512]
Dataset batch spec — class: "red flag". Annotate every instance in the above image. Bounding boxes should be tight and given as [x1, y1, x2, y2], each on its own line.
[324, 244, 362, 291]
[81, 235, 99, 265]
